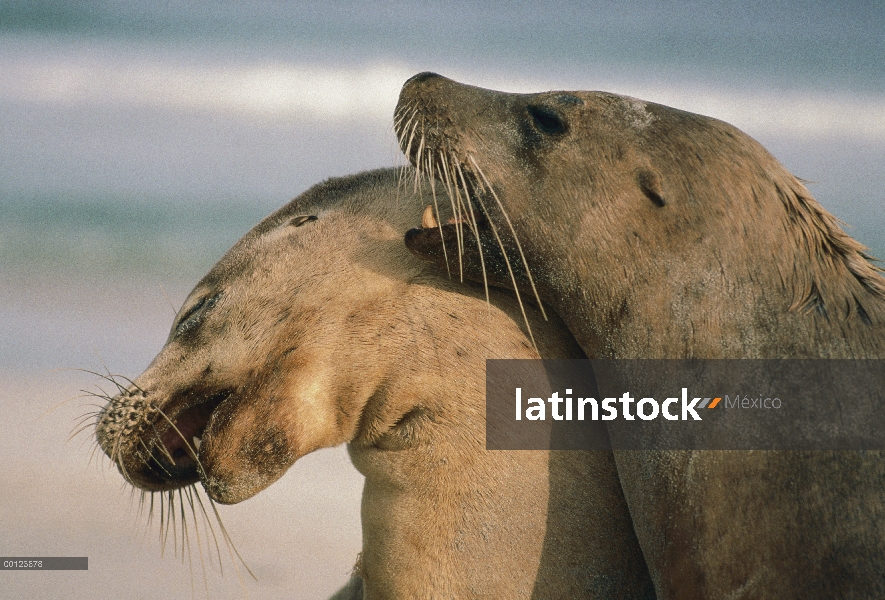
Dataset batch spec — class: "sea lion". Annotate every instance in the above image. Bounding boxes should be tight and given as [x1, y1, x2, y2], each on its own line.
[395, 73, 885, 598]
[94, 168, 654, 598]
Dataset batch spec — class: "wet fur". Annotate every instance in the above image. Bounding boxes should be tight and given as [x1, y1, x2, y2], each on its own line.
[396, 74, 885, 599]
[95, 168, 655, 598]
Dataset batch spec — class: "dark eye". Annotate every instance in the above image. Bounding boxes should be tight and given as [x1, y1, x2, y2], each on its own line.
[174, 293, 220, 337]
[527, 105, 567, 135]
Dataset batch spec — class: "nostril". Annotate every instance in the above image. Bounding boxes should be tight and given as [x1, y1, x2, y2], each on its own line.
[404, 71, 441, 86]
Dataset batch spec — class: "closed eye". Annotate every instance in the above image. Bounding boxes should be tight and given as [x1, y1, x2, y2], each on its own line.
[174, 293, 220, 337]
[289, 215, 318, 227]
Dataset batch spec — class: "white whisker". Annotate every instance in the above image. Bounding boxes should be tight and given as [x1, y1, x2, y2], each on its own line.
[426, 154, 451, 278]
[413, 123, 426, 193]
[184, 487, 211, 600]
[438, 152, 466, 280]
[468, 155, 548, 321]
[194, 488, 226, 573]
[454, 160, 490, 305]
[401, 111, 421, 168]
[209, 497, 257, 600]
[466, 155, 539, 348]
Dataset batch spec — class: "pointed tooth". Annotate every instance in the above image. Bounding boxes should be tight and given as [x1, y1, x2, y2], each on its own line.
[421, 205, 438, 229]
[192, 436, 202, 450]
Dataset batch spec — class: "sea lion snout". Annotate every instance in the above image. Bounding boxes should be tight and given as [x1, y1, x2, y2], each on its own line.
[396, 73, 521, 165]
[95, 373, 235, 491]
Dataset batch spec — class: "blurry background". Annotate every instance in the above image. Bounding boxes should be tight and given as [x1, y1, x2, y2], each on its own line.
[1, 1, 882, 598]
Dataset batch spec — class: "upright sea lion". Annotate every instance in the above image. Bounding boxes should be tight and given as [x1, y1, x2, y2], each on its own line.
[396, 73, 885, 598]
[94, 168, 654, 598]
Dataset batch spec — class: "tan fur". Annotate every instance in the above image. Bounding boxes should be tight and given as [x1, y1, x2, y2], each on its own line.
[396, 73, 885, 599]
[95, 169, 654, 598]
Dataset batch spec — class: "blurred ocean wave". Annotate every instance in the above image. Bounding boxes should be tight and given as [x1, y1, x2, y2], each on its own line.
[0, 36, 413, 123]
[2, 33, 883, 140]
[0, 192, 266, 278]
[1, 26, 882, 288]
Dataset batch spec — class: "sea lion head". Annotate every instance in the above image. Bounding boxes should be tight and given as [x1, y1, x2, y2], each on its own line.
[94, 172, 440, 504]
[395, 73, 731, 304]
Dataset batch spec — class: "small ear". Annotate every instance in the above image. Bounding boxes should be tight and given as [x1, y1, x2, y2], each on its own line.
[637, 169, 665, 207]
[289, 215, 318, 227]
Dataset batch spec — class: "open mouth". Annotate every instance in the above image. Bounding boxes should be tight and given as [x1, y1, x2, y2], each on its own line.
[406, 204, 530, 293]
[143, 390, 232, 485]
[407, 201, 485, 257]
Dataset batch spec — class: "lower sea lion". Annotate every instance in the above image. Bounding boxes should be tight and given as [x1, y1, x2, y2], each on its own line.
[94, 168, 654, 598]
[395, 73, 885, 598]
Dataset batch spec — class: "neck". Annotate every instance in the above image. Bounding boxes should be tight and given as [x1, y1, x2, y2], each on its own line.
[556, 177, 885, 360]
